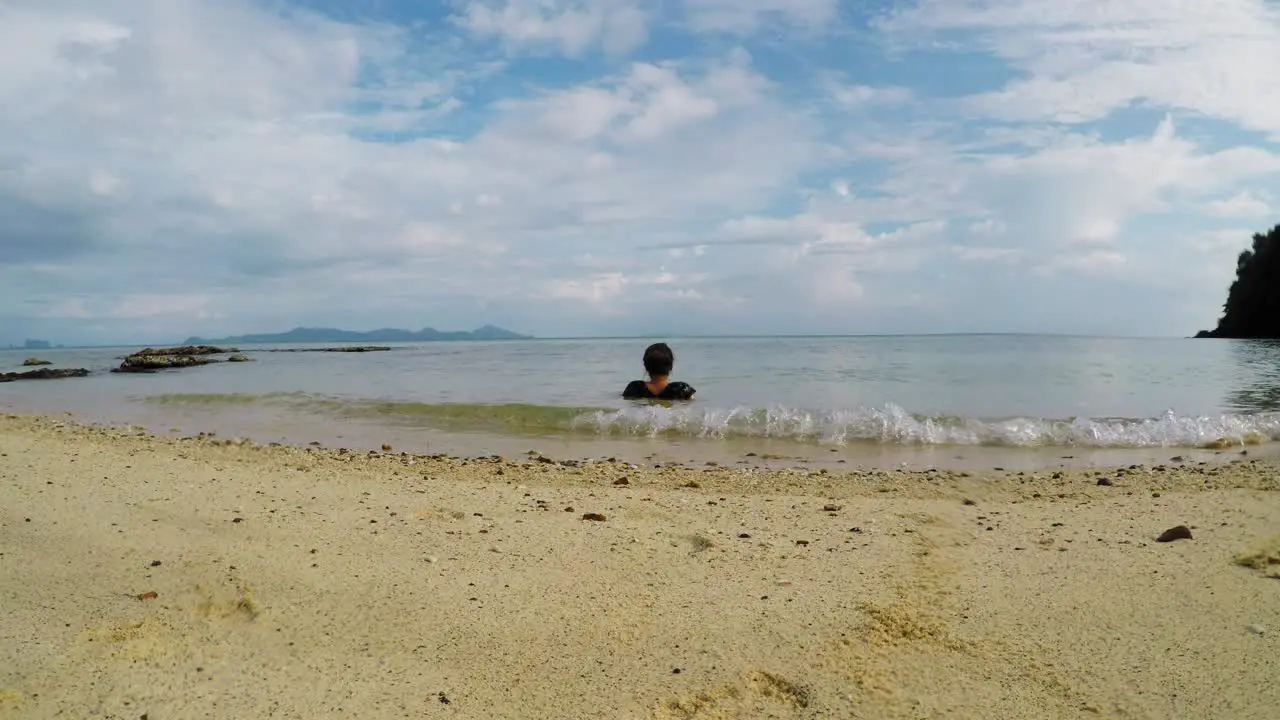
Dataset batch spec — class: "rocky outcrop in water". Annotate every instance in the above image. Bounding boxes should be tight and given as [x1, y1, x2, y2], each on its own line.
[114, 354, 219, 373]
[106, 343, 390, 373]
[22, 358, 52, 366]
[113, 345, 239, 373]
[1, 367, 90, 382]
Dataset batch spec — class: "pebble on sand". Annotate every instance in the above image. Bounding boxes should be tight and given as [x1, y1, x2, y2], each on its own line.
[1156, 525, 1193, 542]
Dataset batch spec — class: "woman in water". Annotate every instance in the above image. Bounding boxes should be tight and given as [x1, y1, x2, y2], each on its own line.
[622, 342, 696, 400]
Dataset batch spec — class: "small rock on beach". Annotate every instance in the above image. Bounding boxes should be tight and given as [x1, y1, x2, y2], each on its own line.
[1156, 525, 1193, 542]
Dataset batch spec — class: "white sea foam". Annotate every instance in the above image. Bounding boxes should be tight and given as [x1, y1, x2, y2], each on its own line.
[571, 404, 1280, 448]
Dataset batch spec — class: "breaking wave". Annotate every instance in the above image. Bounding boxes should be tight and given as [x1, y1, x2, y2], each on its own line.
[572, 403, 1280, 449]
[143, 393, 1280, 449]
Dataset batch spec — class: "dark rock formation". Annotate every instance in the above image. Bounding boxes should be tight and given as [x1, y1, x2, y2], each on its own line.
[114, 354, 220, 373]
[22, 357, 52, 366]
[1, 368, 90, 382]
[1196, 224, 1280, 338]
[227, 354, 253, 362]
[111, 345, 241, 373]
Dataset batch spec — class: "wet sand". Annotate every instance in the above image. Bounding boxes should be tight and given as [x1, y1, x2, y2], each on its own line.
[2, 412, 1278, 719]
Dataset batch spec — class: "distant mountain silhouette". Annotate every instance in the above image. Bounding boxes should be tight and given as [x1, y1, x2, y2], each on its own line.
[184, 324, 531, 345]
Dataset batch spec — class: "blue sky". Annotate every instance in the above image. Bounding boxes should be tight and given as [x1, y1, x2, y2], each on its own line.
[2, 0, 1279, 344]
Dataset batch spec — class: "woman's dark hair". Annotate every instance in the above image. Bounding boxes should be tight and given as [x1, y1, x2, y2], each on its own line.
[642, 342, 674, 377]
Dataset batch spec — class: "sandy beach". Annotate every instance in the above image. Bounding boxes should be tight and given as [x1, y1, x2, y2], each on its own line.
[2, 412, 1278, 719]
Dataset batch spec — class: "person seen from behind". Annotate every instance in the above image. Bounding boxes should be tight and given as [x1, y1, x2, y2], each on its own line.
[622, 342, 696, 400]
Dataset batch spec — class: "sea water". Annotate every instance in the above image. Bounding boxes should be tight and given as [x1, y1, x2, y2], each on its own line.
[4, 335, 1280, 468]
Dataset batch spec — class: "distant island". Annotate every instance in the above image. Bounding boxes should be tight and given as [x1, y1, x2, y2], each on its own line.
[184, 324, 531, 345]
[5, 339, 63, 350]
[1195, 224, 1280, 339]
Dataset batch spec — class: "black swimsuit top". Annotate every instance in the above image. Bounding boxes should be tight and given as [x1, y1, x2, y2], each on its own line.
[622, 380, 696, 401]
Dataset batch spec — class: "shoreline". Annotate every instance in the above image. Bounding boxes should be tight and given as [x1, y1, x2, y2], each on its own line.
[3, 395, 1278, 474]
[3, 408, 1280, 494]
[6, 337, 1280, 472]
[3, 411, 1279, 718]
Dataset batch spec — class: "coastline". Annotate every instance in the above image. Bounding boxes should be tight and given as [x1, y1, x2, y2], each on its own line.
[7, 334, 1280, 473]
[2, 411, 1278, 719]
[5, 390, 1279, 474]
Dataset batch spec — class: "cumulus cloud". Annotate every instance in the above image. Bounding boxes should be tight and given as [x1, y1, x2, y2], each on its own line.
[1205, 191, 1274, 218]
[878, 0, 1280, 134]
[1, 0, 1279, 343]
[456, 0, 649, 56]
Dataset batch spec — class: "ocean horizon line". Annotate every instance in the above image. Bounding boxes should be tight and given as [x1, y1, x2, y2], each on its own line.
[3, 331, 1211, 350]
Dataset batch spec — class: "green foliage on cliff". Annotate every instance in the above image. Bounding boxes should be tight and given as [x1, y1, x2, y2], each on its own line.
[1198, 224, 1280, 339]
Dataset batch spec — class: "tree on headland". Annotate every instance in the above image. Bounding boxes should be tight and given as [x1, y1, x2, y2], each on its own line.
[1197, 224, 1280, 339]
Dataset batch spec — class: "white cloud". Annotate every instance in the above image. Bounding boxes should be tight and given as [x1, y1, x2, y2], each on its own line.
[1192, 228, 1257, 255]
[1205, 190, 1273, 218]
[88, 171, 123, 198]
[614, 63, 721, 142]
[716, 208, 943, 258]
[952, 246, 1021, 264]
[1, 2, 836, 340]
[33, 292, 217, 320]
[456, 0, 649, 56]
[529, 86, 635, 142]
[879, 0, 1280, 134]
[1036, 248, 1127, 277]
[111, 293, 216, 319]
[34, 297, 93, 320]
[967, 218, 1006, 238]
[2, 0, 1280, 343]
[883, 116, 1280, 256]
[541, 272, 628, 305]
